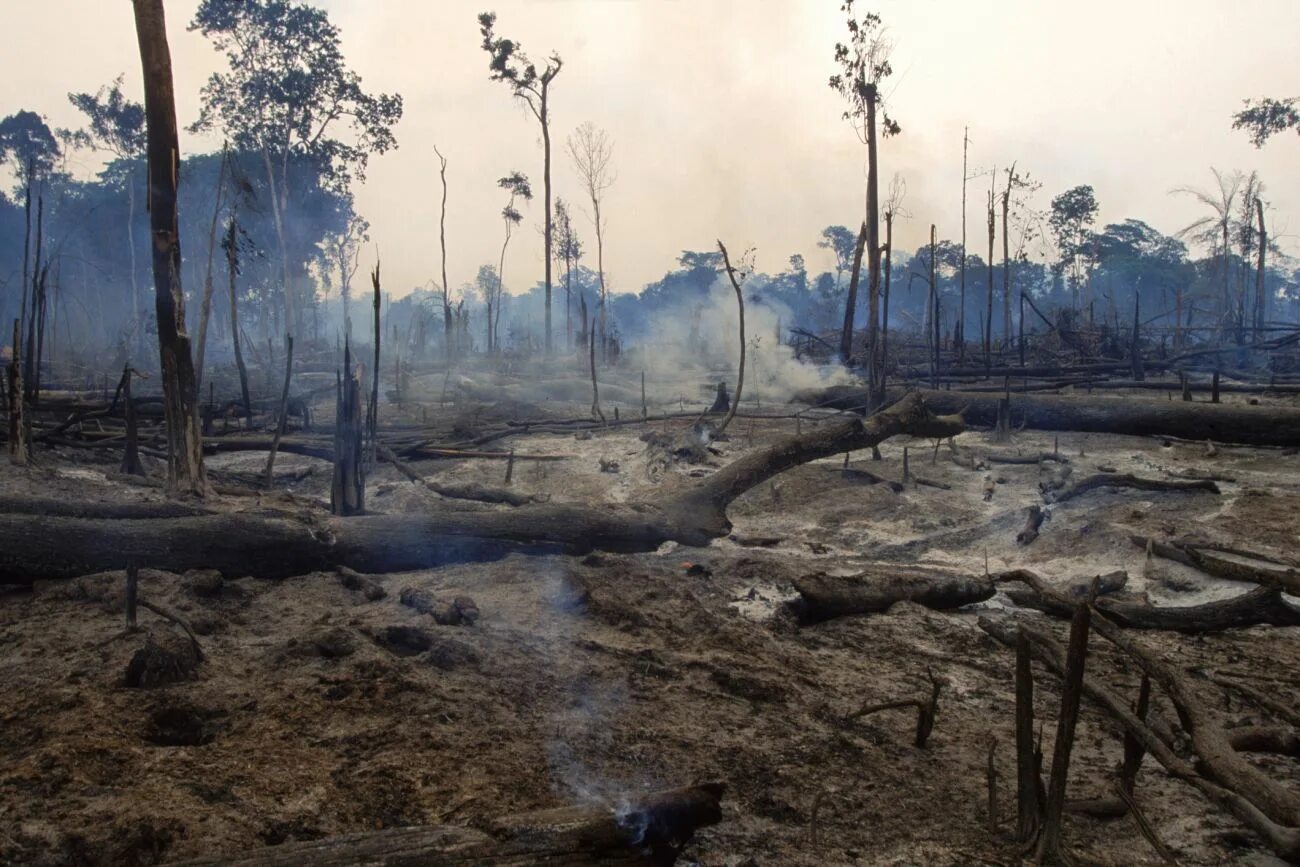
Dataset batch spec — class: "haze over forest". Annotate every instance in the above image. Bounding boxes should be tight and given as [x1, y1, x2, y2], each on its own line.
[2, 0, 1297, 304]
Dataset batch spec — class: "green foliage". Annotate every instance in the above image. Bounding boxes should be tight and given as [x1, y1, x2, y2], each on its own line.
[0, 110, 61, 193]
[828, 0, 900, 137]
[65, 76, 145, 160]
[190, 0, 402, 191]
[478, 11, 562, 118]
[1048, 184, 1099, 284]
[1232, 96, 1299, 148]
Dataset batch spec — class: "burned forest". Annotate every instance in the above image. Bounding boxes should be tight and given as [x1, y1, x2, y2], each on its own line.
[4, 2, 1300, 864]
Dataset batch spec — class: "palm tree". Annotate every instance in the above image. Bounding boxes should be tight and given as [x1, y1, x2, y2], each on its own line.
[1172, 168, 1243, 335]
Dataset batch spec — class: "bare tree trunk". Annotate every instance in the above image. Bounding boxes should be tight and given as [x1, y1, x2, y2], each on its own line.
[717, 241, 746, 434]
[24, 196, 44, 404]
[368, 261, 381, 465]
[929, 224, 939, 388]
[1002, 166, 1014, 349]
[541, 88, 553, 356]
[595, 198, 608, 364]
[878, 210, 893, 400]
[194, 148, 227, 388]
[120, 365, 144, 477]
[7, 319, 26, 466]
[127, 164, 142, 358]
[959, 126, 968, 360]
[332, 340, 365, 516]
[985, 178, 995, 365]
[19, 172, 30, 364]
[864, 93, 882, 375]
[435, 146, 451, 359]
[225, 218, 252, 421]
[839, 222, 868, 363]
[262, 147, 295, 340]
[588, 324, 604, 423]
[132, 0, 206, 495]
[263, 334, 293, 486]
[1255, 198, 1266, 334]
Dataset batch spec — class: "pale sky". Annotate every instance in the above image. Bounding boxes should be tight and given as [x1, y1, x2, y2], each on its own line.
[2, 1, 1297, 299]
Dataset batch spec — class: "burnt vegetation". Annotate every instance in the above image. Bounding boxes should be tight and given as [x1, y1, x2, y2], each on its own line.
[1, 2, 1300, 865]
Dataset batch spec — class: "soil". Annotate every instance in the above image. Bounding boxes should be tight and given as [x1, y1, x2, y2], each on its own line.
[2, 387, 1298, 865]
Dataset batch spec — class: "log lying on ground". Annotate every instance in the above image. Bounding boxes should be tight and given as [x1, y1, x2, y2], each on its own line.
[1046, 472, 1220, 504]
[0, 393, 963, 583]
[1132, 535, 1300, 595]
[979, 616, 1300, 862]
[0, 495, 213, 519]
[792, 386, 1300, 446]
[789, 564, 995, 624]
[174, 781, 724, 866]
[999, 568, 1300, 632]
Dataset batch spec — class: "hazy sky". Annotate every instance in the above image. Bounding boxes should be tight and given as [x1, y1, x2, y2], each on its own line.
[2, 1, 1297, 299]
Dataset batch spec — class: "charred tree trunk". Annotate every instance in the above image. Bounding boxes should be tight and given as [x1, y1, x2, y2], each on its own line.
[132, 0, 206, 495]
[262, 334, 294, 486]
[840, 222, 868, 364]
[717, 241, 746, 434]
[863, 92, 882, 375]
[985, 180, 995, 365]
[878, 209, 893, 400]
[7, 319, 26, 466]
[1002, 164, 1014, 348]
[1254, 197, 1267, 335]
[173, 782, 723, 867]
[798, 386, 1300, 447]
[120, 365, 144, 477]
[225, 218, 252, 421]
[332, 340, 365, 516]
[0, 394, 961, 583]
[435, 145, 452, 359]
[194, 147, 228, 388]
[368, 261, 381, 465]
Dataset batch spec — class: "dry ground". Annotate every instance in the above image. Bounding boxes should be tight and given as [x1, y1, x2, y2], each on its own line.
[1, 393, 1298, 865]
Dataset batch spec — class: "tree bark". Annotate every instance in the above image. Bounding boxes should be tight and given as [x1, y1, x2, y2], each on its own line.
[716, 241, 746, 434]
[0, 393, 960, 583]
[262, 334, 294, 485]
[172, 782, 723, 866]
[132, 0, 206, 495]
[194, 148, 227, 387]
[789, 565, 993, 624]
[7, 319, 26, 465]
[333, 340, 365, 516]
[797, 386, 1300, 447]
[839, 222, 868, 363]
[435, 145, 452, 358]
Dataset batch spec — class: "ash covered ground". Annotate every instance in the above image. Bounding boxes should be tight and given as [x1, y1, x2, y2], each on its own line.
[2, 383, 1298, 865]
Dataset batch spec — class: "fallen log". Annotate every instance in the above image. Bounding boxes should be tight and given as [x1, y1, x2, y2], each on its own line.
[793, 386, 1300, 447]
[0, 393, 963, 583]
[173, 781, 724, 866]
[0, 496, 212, 519]
[999, 569, 1299, 632]
[1046, 473, 1220, 505]
[789, 565, 994, 624]
[1131, 535, 1300, 595]
[979, 617, 1300, 862]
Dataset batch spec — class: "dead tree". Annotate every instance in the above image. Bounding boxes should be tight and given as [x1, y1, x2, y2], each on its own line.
[716, 240, 746, 434]
[194, 145, 228, 387]
[1036, 603, 1090, 862]
[7, 319, 27, 465]
[841, 222, 868, 363]
[985, 174, 995, 364]
[174, 782, 723, 866]
[368, 260, 381, 464]
[589, 326, 604, 423]
[434, 145, 452, 358]
[958, 126, 969, 358]
[799, 386, 1300, 447]
[332, 340, 364, 516]
[479, 13, 562, 355]
[0, 394, 962, 583]
[262, 334, 294, 486]
[132, 0, 206, 495]
[568, 122, 614, 359]
[1002, 162, 1016, 348]
[120, 365, 145, 476]
[223, 217, 252, 421]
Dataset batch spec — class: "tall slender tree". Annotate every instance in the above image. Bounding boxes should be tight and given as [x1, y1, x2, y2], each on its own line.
[479, 12, 562, 356]
[492, 171, 531, 353]
[434, 145, 451, 358]
[64, 76, 147, 354]
[829, 0, 900, 366]
[132, 0, 206, 494]
[191, 0, 402, 340]
[567, 122, 615, 360]
[552, 197, 582, 351]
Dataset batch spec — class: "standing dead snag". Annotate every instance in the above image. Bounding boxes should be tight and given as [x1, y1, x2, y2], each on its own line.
[263, 334, 294, 486]
[7, 319, 26, 465]
[120, 365, 145, 476]
[368, 259, 381, 465]
[1036, 603, 1091, 861]
[716, 241, 746, 434]
[589, 326, 604, 423]
[434, 145, 452, 359]
[332, 340, 365, 516]
[132, 0, 206, 495]
[1014, 630, 1044, 843]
